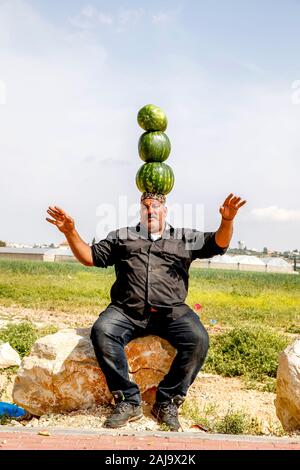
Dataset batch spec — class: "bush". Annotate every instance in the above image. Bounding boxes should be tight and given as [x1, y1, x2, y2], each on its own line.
[180, 400, 267, 435]
[285, 324, 300, 334]
[214, 407, 265, 435]
[215, 408, 250, 435]
[0, 322, 58, 358]
[204, 327, 290, 382]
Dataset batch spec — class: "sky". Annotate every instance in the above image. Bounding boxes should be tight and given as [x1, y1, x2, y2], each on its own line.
[0, 0, 300, 251]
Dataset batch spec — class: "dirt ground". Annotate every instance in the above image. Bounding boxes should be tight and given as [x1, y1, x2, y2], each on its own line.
[0, 305, 285, 436]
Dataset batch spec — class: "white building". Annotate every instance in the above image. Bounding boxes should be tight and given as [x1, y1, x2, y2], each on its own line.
[193, 254, 295, 274]
[0, 247, 76, 263]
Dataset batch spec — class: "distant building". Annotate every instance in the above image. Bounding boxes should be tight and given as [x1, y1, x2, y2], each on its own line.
[238, 240, 246, 250]
[0, 247, 76, 263]
[6, 242, 33, 248]
[192, 254, 295, 274]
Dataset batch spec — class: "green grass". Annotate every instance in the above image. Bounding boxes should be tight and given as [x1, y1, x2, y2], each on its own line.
[0, 414, 12, 425]
[0, 322, 58, 357]
[180, 400, 285, 436]
[204, 327, 290, 387]
[214, 408, 262, 435]
[187, 267, 300, 329]
[0, 260, 299, 330]
[0, 259, 114, 314]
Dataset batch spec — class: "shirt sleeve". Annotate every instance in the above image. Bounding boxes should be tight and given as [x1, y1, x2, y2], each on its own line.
[189, 231, 229, 261]
[90, 230, 117, 268]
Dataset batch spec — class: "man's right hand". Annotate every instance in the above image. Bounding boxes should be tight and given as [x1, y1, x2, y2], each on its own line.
[46, 206, 75, 234]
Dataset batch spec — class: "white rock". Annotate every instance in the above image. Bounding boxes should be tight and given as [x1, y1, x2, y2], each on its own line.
[10, 420, 23, 427]
[0, 343, 21, 368]
[275, 339, 300, 431]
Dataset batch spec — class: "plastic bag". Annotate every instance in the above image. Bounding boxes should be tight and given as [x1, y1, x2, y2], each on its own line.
[0, 401, 31, 420]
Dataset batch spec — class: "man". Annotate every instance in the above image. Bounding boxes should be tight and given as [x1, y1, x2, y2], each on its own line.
[46, 192, 246, 431]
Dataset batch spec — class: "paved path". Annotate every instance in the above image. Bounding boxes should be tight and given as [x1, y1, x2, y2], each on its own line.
[0, 427, 299, 450]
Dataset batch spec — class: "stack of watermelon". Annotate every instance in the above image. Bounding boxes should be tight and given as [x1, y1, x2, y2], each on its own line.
[136, 104, 174, 196]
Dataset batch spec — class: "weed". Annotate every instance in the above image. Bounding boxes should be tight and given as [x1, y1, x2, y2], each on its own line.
[0, 414, 11, 425]
[214, 407, 250, 435]
[285, 324, 300, 334]
[159, 422, 171, 431]
[0, 322, 58, 358]
[204, 327, 290, 382]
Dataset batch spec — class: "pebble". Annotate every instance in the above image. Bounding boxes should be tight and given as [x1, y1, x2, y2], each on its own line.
[38, 430, 50, 436]
[10, 420, 23, 427]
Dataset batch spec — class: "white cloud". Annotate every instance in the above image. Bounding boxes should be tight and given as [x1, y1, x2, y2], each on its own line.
[97, 12, 114, 25]
[0, 80, 7, 105]
[117, 8, 144, 26]
[68, 5, 144, 31]
[81, 5, 97, 18]
[68, 16, 93, 30]
[68, 4, 181, 33]
[152, 6, 182, 24]
[250, 206, 300, 222]
[82, 156, 130, 166]
[68, 5, 113, 29]
[152, 12, 173, 24]
[234, 60, 266, 76]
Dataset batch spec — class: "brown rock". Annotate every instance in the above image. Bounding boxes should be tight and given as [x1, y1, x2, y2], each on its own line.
[12, 328, 176, 416]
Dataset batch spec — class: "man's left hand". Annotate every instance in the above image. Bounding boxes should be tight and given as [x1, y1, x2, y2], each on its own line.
[219, 193, 247, 221]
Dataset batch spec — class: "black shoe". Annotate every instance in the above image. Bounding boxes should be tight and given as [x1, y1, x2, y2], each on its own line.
[103, 391, 143, 428]
[151, 395, 185, 432]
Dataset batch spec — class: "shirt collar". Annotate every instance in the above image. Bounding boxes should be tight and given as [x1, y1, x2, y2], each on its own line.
[136, 221, 174, 240]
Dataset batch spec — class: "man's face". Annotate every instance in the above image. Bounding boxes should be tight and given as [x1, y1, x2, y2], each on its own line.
[140, 198, 167, 233]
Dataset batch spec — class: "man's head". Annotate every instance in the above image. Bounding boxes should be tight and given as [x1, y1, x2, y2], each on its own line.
[140, 192, 167, 234]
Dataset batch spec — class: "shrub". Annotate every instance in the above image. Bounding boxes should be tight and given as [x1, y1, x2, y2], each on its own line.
[214, 407, 264, 435]
[0, 322, 58, 358]
[204, 327, 290, 382]
[180, 400, 266, 435]
[285, 324, 300, 334]
[215, 408, 250, 434]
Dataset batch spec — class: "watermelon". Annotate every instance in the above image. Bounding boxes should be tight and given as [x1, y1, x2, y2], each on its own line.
[137, 104, 168, 132]
[136, 162, 174, 195]
[138, 131, 171, 163]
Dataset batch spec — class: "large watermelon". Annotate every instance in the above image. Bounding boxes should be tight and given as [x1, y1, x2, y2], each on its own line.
[137, 104, 167, 132]
[136, 162, 174, 195]
[138, 131, 171, 163]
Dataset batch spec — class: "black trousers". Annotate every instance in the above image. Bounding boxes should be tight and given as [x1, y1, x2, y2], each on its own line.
[90, 304, 209, 405]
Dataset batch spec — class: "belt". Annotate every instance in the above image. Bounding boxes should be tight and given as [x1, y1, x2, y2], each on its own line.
[146, 305, 173, 314]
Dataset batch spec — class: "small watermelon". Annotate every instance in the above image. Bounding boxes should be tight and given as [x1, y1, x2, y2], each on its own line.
[137, 104, 168, 132]
[138, 131, 171, 163]
[136, 162, 174, 195]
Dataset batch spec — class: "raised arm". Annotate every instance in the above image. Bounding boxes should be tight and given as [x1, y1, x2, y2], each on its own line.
[215, 193, 247, 248]
[46, 206, 93, 266]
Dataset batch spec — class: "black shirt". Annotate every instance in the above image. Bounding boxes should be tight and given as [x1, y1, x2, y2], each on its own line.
[91, 222, 228, 325]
